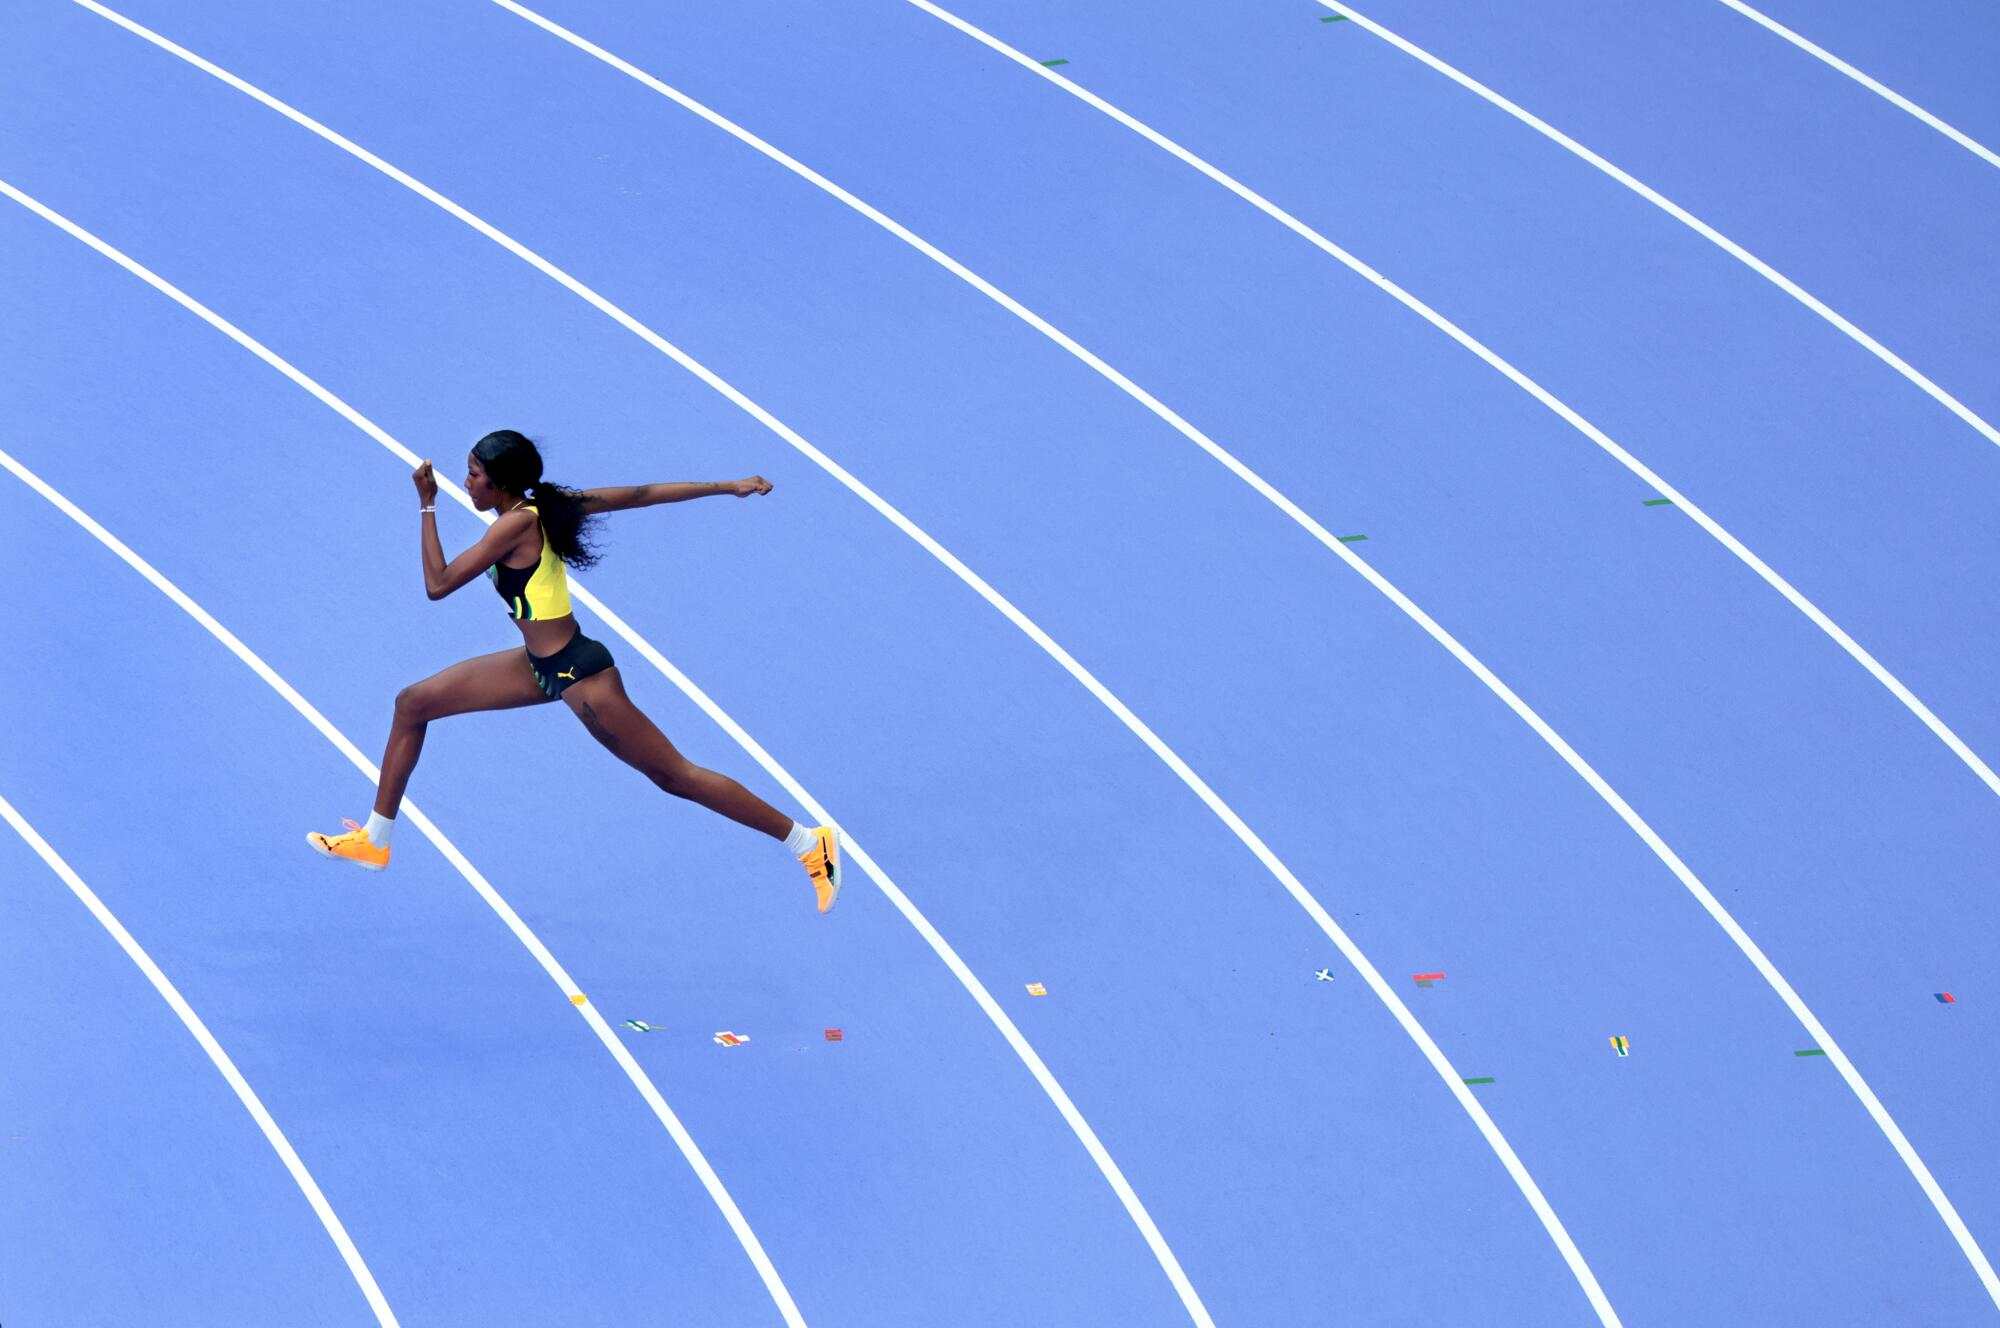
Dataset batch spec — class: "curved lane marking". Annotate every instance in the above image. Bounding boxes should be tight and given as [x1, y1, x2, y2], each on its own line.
[0, 788, 399, 1327]
[896, 0, 2000, 811]
[896, 0, 2000, 1307]
[0, 237, 805, 1325]
[1712, 0, 2000, 172]
[1317, 1, 2000, 449]
[0, 173, 1182, 1326]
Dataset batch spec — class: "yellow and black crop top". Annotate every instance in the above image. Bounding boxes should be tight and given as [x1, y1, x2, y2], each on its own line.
[487, 504, 573, 621]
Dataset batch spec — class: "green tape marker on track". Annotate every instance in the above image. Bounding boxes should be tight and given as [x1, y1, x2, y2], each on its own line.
[1338, 534, 1368, 543]
[1040, 58, 1069, 66]
[1795, 1049, 1827, 1057]
[1320, 13, 1351, 20]
[1463, 1076, 1495, 1085]
[1644, 498, 1675, 507]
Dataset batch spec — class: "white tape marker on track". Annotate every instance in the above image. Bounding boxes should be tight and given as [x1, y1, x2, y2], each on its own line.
[0, 790, 399, 1327]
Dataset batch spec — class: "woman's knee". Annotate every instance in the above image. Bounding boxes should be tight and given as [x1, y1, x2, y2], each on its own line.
[394, 683, 433, 725]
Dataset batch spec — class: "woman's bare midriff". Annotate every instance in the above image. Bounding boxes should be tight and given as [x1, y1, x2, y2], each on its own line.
[515, 613, 581, 658]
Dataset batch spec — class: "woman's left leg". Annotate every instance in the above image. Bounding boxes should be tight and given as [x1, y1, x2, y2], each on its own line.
[562, 667, 792, 839]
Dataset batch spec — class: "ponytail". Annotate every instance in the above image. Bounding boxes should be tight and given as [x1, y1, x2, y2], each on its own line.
[525, 479, 601, 570]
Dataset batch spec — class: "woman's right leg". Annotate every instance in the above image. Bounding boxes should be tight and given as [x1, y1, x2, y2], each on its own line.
[373, 647, 552, 816]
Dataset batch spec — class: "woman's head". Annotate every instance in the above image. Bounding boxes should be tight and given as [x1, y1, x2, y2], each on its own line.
[466, 429, 542, 510]
[465, 429, 603, 570]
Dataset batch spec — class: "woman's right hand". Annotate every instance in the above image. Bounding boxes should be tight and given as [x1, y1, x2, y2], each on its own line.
[730, 475, 773, 498]
[412, 460, 438, 506]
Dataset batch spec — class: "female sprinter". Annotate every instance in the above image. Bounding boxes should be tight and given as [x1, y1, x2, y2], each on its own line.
[306, 429, 841, 912]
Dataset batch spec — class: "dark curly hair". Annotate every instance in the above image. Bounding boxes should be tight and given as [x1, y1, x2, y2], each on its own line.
[472, 430, 602, 570]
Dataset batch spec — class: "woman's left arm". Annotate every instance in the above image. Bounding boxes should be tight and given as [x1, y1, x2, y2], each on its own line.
[580, 476, 772, 513]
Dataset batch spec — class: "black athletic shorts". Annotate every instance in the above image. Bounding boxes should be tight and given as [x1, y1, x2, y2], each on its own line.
[527, 630, 615, 699]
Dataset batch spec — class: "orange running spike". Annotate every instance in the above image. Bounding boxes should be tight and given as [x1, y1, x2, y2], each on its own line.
[800, 825, 842, 913]
[305, 818, 390, 872]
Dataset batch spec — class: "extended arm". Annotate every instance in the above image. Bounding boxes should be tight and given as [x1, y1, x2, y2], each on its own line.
[580, 476, 772, 513]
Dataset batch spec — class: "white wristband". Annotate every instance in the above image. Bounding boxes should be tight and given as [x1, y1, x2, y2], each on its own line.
[419, 505, 436, 513]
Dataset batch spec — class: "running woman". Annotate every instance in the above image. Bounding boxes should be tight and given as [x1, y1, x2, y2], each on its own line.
[306, 429, 841, 911]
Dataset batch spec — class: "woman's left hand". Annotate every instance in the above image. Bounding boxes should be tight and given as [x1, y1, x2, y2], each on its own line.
[412, 460, 439, 506]
[731, 475, 773, 498]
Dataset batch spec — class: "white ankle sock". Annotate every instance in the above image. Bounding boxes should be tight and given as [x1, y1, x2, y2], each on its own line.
[782, 821, 818, 858]
[364, 812, 396, 849]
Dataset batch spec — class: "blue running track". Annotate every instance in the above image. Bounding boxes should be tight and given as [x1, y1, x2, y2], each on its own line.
[3, 1, 1996, 1322]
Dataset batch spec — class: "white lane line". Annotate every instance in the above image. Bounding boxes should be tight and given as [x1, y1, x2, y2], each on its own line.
[0, 790, 399, 1328]
[1712, 0, 2000, 172]
[0, 179, 1193, 1328]
[0, 368, 802, 1328]
[55, 9, 1601, 1321]
[899, 1, 2000, 806]
[900, 3, 2000, 1309]
[1315, 0, 2000, 450]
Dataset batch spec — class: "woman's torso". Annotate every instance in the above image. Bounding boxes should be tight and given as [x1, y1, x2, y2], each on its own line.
[491, 504, 577, 656]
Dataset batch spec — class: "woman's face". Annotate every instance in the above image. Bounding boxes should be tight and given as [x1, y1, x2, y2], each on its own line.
[465, 452, 498, 511]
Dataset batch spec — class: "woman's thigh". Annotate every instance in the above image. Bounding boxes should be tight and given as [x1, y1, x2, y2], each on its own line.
[562, 668, 684, 773]
[401, 647, 552, 721]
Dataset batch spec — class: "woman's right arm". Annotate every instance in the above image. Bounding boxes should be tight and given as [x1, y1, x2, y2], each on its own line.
[411, 460, 533, 601]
